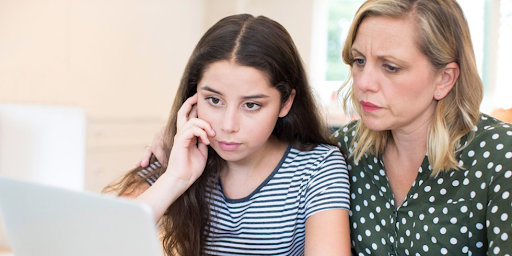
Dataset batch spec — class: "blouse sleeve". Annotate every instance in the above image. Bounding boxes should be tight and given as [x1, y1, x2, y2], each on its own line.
[305, 147, 351, 218]
[485, 129, 512, 255]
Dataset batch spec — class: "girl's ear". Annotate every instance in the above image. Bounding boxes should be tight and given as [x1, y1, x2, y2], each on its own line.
[279, 89, 296, 118]
[434, 62, 460, 100]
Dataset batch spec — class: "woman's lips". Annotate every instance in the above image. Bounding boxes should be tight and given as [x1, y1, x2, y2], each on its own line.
[360, 101, 382, 112]
[218, 141, 241, 151]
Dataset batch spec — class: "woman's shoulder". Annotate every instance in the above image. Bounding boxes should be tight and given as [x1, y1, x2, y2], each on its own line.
[477, 113, 512, 127]
[470, 113, 512, 142]
[460, 113, 512, 167]
[332, 119, 358, 137]
[331, 119, 359, 151]
[458, 114, 512, 199]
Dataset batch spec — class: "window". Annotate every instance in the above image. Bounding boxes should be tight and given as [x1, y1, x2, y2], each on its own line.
[311, 0, 363, 126]
[495, 0, 512, 111]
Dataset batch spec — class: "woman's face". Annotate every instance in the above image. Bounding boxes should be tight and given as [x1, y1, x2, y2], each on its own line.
[351, 16, 442, 133]
[196, 60, 292, 164]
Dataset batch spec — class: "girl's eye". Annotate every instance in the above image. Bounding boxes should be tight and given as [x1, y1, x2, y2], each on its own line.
[244, 102, 261, 111]
[207, 97, 222, 106]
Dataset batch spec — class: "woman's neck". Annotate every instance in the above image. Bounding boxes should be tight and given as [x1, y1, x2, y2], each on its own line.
[388, 130, 427, 160]
[383, 118, 431, 206]
[388, 112, 433, 158]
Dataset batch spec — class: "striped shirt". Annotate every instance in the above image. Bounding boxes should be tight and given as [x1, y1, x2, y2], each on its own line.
[140, 144, 350, 255]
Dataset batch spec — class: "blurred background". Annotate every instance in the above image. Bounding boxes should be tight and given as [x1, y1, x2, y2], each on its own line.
[0, 0, 511, 252]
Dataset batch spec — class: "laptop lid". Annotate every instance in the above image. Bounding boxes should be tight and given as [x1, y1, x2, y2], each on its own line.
[0, 176, 163, 256]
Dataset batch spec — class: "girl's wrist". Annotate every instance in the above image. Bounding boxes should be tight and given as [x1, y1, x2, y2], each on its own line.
[160, 168, 195, 194]
[136, 170, 192, 221]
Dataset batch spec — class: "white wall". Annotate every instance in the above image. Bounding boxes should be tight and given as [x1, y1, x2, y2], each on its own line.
[203, 0, 314, 66]
[0, 0, 205, 120]
[0, 0, 207, 194]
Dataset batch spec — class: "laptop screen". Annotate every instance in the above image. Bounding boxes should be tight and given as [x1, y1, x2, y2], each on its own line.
[0, 176, 163, 256]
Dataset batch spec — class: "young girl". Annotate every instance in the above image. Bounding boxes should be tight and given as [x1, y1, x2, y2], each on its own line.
[106, 14, 350, 256]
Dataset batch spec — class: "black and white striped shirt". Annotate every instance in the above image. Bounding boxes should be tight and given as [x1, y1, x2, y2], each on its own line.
[141, 144, 350, 255]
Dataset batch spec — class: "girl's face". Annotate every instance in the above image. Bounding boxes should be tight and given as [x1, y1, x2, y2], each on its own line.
[196, 60, 293, 165]
[351, 16, 441, 134]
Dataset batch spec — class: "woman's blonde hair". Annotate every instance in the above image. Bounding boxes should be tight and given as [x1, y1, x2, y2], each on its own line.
[340, 0, 483, 176]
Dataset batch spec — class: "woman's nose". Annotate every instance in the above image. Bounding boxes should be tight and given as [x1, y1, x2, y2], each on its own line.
[354, 65, 378, 92]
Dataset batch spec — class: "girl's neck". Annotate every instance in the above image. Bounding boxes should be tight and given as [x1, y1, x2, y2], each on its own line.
[220, 136, 289, 199]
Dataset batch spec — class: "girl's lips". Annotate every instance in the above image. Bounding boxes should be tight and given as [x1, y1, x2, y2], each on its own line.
[360, 101, 382, 112]
[218, 141, 241, 151]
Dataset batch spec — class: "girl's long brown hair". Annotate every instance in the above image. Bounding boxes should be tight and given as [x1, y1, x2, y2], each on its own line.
[104, 14, 334, 255]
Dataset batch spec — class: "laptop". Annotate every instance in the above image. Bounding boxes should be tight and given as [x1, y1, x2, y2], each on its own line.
[0, 176, 163, 256]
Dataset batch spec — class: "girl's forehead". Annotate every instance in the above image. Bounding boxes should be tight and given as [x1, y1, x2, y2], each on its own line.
[203, 60, 272, 81]
[197, 61, 277, 95]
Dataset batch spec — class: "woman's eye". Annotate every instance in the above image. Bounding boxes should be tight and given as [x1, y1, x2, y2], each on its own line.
[385, 64, 400, 73]
[353, 58, 365, 66]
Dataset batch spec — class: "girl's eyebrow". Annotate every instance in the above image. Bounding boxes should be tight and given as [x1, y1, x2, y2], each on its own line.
[201, 85, 222, 95]
[200, 85, 269, 99]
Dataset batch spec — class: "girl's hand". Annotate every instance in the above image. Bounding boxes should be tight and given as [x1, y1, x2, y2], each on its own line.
[165, 93, 215, 188]
[136, 94, 215, 222]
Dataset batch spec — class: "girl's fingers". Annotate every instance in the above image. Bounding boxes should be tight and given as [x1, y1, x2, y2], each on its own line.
[191, 126, 210, 145]
[197, 140, 208, 158]
[177, 94, 199, 129]
[177, 126, 210, 146]
[189, 104, 198, 119]
[179, 118, 216, 137]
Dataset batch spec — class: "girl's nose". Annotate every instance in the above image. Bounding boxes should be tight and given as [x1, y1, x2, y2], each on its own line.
[220, 107, 239, 133]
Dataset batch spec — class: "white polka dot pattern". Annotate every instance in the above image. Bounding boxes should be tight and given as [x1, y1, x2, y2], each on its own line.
[335, 114, 512, 256]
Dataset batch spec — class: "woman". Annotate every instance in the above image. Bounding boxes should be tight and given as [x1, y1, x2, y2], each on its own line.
[335, 0, 511, 255]
[140, 0, 512, 255]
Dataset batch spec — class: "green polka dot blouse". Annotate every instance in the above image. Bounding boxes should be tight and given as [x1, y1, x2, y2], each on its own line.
[333, 114, 512, 256]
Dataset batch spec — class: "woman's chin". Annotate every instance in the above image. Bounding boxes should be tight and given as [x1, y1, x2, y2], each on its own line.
[361, 117, 388, 131]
